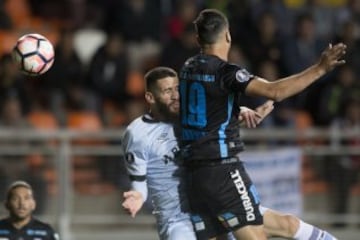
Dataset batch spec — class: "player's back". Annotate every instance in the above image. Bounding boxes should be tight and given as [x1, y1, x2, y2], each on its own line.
[179, 54, 252, 161]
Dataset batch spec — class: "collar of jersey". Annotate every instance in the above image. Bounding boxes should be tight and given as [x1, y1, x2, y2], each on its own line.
[142, 113, 159, 123]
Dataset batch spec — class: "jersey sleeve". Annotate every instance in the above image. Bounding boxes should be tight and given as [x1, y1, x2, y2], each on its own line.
[122, 128, 148, 200]
[220, 63, 254, 93]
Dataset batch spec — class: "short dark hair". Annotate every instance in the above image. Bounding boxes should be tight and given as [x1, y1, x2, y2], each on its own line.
[193, 9, 229, 45]
[6, 180, 33, 201]
[145, 67, 177, 92]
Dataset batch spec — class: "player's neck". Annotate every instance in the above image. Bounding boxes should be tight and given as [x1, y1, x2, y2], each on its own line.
[201, 44, 228, 61]
[10, 216, 31, 229]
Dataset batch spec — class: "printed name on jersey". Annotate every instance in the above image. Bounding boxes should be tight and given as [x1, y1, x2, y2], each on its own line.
[125, 152, 135, 164]
[235, 69, 251, 83]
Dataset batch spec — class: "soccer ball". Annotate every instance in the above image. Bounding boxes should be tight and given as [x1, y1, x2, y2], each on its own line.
[12, 33, 55, 76]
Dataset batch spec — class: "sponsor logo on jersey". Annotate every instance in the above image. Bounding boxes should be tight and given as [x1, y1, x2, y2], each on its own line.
[230, 169, 255, 221]
[27, 229, 47, 236]
[0, 230, 10, 235]
[235, 69, 251, 83]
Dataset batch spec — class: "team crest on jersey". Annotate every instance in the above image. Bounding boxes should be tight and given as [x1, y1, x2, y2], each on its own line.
[235, 69, 251, 83]
[125, 152, 135, 164]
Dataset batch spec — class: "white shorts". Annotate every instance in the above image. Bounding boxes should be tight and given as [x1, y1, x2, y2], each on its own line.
[157, 213, 196, 240]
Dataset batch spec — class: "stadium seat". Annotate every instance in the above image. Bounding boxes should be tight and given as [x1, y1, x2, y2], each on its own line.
[66, 112, 116, 195]
[126, 70, 145, 98]
[27, 110, 59, 130]
[66, 111, 103, 145]
[67, 111, 102, 131]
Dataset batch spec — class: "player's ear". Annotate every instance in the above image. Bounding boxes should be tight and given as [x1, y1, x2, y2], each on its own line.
[226, 31, 231, 43]
[31, 198, 36, 211]
[145, 91, 155, 104]
[195, 34, 201, 46]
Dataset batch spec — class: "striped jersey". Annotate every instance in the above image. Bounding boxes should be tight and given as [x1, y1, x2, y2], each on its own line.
[179, 53, 254, 160]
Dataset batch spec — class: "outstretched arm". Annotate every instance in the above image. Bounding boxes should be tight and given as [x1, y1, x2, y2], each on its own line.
[122, 190, 144, 218]
[245, 43, 346, 101]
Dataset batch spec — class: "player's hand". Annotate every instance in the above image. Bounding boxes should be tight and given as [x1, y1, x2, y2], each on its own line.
[318, 43, 346, 73]
[122, 190, 144, 218]
[239, 101, 274, 128]
[239, 106, 263, 128]
[255, 100, 274, 124]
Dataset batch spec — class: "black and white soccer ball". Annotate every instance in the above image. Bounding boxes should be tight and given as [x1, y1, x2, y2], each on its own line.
[12, 33, 55, 76]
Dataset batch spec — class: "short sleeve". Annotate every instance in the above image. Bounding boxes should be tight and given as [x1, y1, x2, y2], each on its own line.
[122, 129, 147, 180]
[220, 63, 254, 93]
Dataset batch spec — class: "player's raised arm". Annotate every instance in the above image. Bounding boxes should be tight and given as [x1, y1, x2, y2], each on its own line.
[245, 43, 346, 101]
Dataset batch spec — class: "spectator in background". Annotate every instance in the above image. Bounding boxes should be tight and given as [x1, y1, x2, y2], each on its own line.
[87, 32, 130, 113]
[317, 65, 360, 126]
[245, 11, 285, 73]
[226, 0, 254, 49]
[334, 0, 360, 35]
[0, 54, 31, 115]
[44, 28, 89, 123]
[299, 0, 336, 41]
[250, 0, 295, 37]
[160, 23, 198, 72]
[333, 19, 360, 76]
[328, 97, 360, 227]
[281, 13, 327, 117]
[166, 0, 198, 41]
[105, 0, 162, 69]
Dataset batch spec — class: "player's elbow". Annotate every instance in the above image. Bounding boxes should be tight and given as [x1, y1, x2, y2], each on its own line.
[267, 89, 286, 102]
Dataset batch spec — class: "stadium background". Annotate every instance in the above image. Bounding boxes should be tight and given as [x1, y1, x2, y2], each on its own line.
[0, 0, 359, 239]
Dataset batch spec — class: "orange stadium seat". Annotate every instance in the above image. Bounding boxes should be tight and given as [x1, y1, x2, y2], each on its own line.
[27, 110, 59, 130]
[126, 70, 145, 98]
[67, 111, 102, 131]
[5, 0, 31, 28]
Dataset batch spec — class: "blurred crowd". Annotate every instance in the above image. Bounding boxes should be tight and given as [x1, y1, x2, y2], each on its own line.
[0, 0, 359, 224]
[0, 0, 359, 128]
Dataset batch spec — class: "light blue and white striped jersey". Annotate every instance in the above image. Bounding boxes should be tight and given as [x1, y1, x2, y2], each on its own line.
[122, 114, 194, 240]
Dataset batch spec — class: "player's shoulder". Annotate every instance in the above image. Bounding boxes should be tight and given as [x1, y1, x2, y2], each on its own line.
[124, 114, 161, 140]
[126, 114, 157, 133]
[30, 218, 55, 231]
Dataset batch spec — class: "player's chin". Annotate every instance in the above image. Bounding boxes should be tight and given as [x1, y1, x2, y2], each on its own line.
[169, 104, 180, 113]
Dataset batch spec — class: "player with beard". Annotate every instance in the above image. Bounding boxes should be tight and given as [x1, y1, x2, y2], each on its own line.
[0, 181, 59, 240]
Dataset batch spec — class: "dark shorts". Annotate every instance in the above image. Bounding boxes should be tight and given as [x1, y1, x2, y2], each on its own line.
[186, 159, 263, 239]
